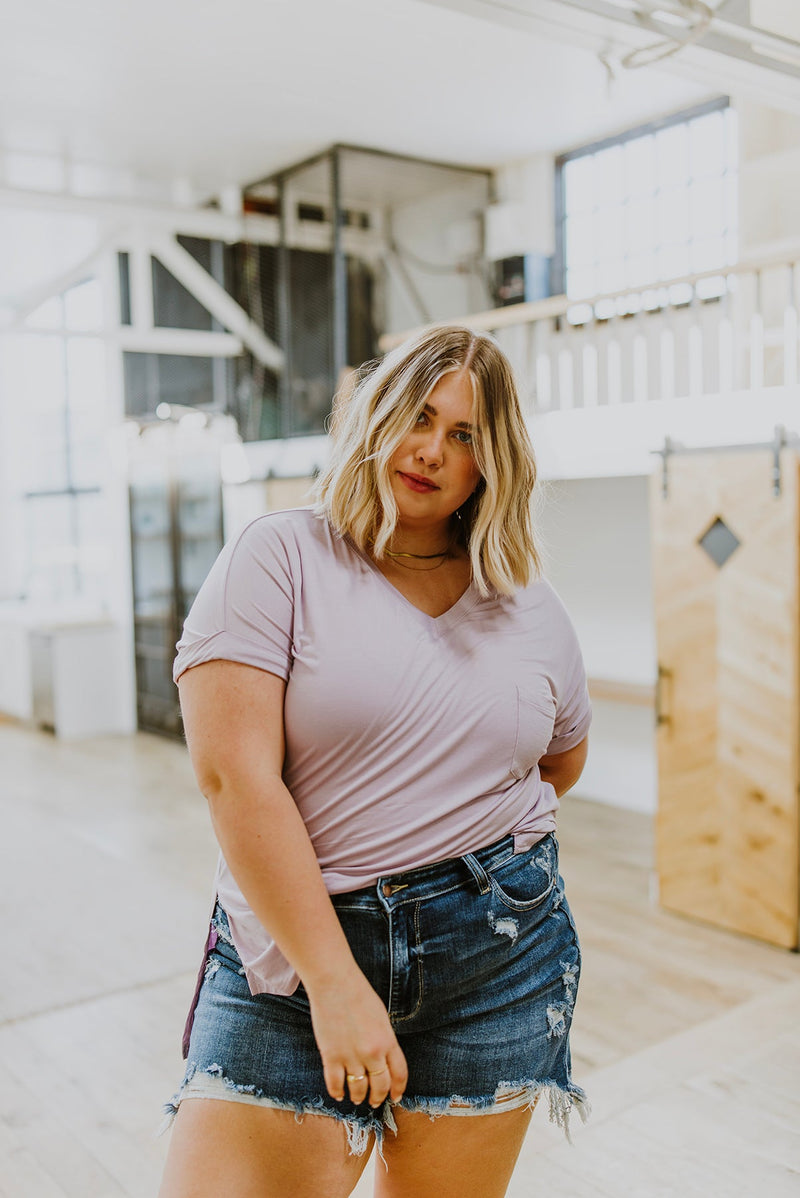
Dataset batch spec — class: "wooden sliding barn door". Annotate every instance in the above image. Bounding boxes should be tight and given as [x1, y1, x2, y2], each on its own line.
[650, 448, 800, 949]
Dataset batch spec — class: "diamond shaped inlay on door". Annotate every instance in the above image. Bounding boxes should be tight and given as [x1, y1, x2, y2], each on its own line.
[697, 516, 741, 568]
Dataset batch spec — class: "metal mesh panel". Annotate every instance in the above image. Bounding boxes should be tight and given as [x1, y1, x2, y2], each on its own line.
[226, 241, 281, 440]
[122, 352, 222, 417]
[282, 156, 336, 437]
[237, 146, 493, 440]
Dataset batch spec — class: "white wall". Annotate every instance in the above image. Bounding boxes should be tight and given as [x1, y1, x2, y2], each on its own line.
[487, 154, 555, 261]
[384, 177, 491, 333]
[736, 98, 800, 254]
[537, 475, 658, 813]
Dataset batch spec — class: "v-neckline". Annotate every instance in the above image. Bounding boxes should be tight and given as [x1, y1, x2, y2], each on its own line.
[348, 540, 480, 634]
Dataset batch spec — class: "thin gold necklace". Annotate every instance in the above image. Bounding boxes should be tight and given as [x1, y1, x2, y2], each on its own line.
[385, 547, 450, 560]
[384, 528, 456, 570]
[385, 552, 451, 572]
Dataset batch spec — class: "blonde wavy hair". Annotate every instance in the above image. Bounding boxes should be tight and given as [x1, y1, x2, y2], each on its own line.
[313, 324, 540, 596]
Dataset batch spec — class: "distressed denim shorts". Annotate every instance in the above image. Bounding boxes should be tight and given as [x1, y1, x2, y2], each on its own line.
[164, 831, 589, 1154]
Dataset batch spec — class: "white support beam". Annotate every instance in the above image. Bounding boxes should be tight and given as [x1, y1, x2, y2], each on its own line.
[0, 185, 280, 246]
[129, 231, 154, 331]
[117, 328, 244, 357]
[3, 228, 122, 327]
[151, 235, 284, 373]
[2, 324, 244, 357]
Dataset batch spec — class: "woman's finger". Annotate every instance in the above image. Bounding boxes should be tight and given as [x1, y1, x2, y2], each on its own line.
[323, 1061, 346, 1102]
[345, 1066, 370, 1104]
[386, 1043, 408, 1103]
[363, 1062, 390, 1108]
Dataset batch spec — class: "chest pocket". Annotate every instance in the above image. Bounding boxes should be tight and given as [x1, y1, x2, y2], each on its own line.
[511, 683, 556, 779]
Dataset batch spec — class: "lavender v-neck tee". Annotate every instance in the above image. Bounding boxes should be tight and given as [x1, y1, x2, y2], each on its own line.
[174, 508, 591, 995]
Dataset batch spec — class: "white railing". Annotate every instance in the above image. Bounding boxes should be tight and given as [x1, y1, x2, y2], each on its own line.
[380, 245, 800, 415]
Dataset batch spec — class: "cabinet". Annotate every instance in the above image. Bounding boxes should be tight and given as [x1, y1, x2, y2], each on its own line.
[129, 432, 224, 737]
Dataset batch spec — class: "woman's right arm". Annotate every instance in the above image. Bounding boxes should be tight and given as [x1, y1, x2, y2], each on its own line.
[178, 658, 407, 1109]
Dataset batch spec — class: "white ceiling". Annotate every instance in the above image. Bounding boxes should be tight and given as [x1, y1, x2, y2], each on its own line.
[0, 0, 714, 196]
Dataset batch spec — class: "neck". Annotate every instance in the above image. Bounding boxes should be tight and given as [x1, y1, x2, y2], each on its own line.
[388, 521, 455, 558]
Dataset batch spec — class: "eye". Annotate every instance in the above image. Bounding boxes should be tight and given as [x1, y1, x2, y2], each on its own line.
[414, 411, 428, 426]
[454, 430, 473, 445]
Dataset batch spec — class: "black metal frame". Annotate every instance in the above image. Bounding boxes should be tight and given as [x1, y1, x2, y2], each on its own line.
[245, 144, 494, 440]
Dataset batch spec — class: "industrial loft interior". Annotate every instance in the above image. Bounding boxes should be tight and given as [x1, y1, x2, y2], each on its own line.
[1, 1, 799, 1194]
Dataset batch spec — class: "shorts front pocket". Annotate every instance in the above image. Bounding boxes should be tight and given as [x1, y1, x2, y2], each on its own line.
[487, 834, 557, 912]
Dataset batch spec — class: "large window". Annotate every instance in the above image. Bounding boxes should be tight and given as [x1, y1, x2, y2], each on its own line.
[9, 279, 110, 602]
[556, 98, 738, 316]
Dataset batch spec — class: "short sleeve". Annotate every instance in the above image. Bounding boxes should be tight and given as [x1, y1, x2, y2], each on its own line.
[543, 598, 592, 757]
[173, 517, 296, 684]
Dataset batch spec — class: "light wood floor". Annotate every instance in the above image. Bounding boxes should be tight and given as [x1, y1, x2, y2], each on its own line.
[2, 721, 798, 1197]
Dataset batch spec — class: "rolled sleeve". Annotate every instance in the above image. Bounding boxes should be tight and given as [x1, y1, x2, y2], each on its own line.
[174, 517, 296, 684]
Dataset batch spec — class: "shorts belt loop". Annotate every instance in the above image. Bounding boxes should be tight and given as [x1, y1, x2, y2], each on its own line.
[461, 852, 492, 895]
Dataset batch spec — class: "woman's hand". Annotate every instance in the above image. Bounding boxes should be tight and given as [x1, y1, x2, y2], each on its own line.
[180, 660, 408, 1110]
[306, 967, 408, 1109]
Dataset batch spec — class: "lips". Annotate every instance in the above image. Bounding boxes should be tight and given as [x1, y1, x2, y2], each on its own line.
[398, 471, 440, 493]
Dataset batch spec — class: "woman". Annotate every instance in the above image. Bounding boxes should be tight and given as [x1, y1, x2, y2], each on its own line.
[159, 325, 591, 1198]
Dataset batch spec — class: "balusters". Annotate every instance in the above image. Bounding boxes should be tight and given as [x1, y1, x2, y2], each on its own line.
[718, 275, 734, 395]
[749, 270, 764, 390]
[459, 254, 800, 419]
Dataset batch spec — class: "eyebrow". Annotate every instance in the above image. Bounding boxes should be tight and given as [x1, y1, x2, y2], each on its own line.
[423, 402, 475, 431]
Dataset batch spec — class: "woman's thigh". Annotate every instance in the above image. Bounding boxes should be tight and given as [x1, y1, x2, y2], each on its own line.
[158, 1098, 372, 1198]
[376, 1107, 533, 1198]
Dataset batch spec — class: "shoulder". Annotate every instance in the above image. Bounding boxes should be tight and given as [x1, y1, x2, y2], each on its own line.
[500, 573, 571, 621]
[228, 507, 332, 562]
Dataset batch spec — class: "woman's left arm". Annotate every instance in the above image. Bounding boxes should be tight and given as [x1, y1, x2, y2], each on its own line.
[538, 736, 588, 797]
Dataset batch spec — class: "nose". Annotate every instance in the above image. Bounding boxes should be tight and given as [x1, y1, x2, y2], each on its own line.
[415, 427, 444, 466]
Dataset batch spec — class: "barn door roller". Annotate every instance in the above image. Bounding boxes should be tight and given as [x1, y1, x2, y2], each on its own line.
[654, 425, 797, 500]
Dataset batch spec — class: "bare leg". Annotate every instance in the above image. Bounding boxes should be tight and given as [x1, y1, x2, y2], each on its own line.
[375, 1106, 533, 1198]
[158, 1098, 373, 1198]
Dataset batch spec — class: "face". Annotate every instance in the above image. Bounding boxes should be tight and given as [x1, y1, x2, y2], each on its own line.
[388, 369, 482, 532]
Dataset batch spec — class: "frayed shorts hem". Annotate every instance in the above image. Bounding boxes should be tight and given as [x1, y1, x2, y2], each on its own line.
[160, 1064, 591, 1156]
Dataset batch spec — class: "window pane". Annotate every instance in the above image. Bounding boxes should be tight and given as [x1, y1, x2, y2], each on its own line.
[26, 424, 69, 493]
[566, 265, 596, 299]
[690, 177, 724, 241]
[627, 197, 656, 255]
[690, 111, 725, 179]
[658, 187, 689, 245]
[595, 145, 624, 208]
[625, 135, 656, 199]
[565, 212, 596, 266]
[691, 237, 726, 273]
[598, 258, 625, 294]
[22, 336, 66, 411]
[656, 123, 689, 189]
[25, 494, 78, 601]
[66, 338, 106, 414]
[595, 207, 624, 261]
[76, 491, 109, 600]
[563, 156, 595, 215]
[658, 244, 690, 281]
[69, 412, 105, 489]
[626, 253, 655, 288]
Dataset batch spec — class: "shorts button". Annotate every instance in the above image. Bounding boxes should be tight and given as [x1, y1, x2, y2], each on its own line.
[382, 883, 393, 897]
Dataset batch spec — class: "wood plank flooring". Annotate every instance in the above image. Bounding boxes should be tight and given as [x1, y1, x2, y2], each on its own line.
[1, 722, 798, 1196]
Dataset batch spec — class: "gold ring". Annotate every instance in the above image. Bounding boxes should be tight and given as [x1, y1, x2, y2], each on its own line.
[367, 1067, 388, 1075]
[346, 1073, 367, 1083]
